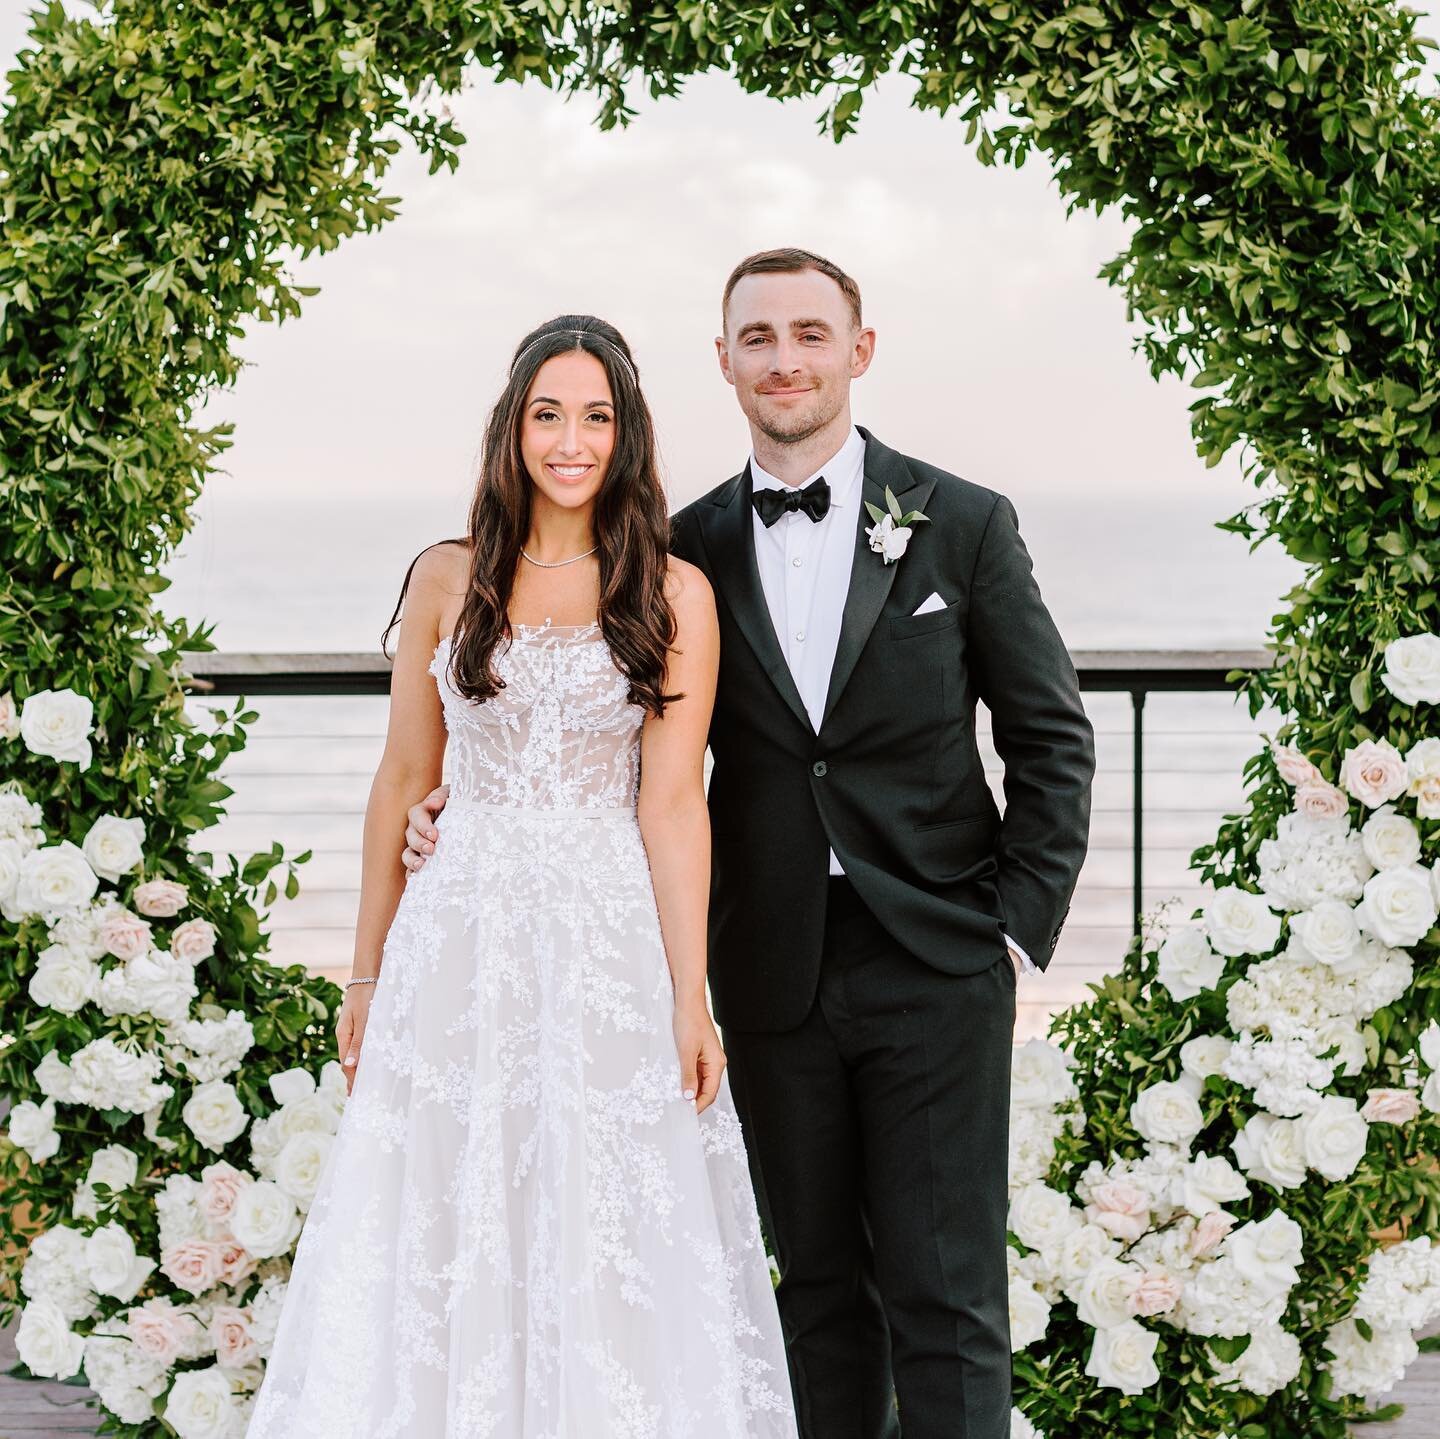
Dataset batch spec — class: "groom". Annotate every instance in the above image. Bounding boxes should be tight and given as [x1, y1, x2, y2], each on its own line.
[402, 249, 1094, 1437]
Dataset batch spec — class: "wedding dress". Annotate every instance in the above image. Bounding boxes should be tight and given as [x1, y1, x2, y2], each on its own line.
[246, 621, 796, 1438]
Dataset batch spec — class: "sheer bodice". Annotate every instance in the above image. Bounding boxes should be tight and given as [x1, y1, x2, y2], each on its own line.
[430, 622, 642, 811]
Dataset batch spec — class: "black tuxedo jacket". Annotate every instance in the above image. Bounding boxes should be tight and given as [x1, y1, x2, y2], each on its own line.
[670, 426, 1096, 1033]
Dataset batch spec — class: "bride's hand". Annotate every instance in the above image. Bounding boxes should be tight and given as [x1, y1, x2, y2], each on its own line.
[673, 1002, 726, 1117]
[335, 984, 373, 1095]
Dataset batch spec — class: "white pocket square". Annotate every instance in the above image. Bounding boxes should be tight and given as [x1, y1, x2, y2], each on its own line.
[912, 591, 947, 616]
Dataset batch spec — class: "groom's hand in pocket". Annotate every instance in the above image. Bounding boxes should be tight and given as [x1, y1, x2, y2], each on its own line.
[402, 783, 451, 873]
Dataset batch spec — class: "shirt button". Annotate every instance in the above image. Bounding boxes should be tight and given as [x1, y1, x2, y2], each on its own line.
[792, 556, 803, 567]
[812, 760, 828, 778]
[795, 631, 805, 642]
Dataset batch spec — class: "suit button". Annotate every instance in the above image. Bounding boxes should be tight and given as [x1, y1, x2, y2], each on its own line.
[812, 760, 828, 778]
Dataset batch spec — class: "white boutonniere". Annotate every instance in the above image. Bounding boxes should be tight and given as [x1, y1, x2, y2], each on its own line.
[864, 487, 930, 565]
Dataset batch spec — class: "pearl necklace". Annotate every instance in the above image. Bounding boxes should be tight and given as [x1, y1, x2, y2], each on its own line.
[521, 545, 598, 569]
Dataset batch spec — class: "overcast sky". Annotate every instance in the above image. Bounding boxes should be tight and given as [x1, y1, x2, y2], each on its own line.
[6, 2, 1437, 652]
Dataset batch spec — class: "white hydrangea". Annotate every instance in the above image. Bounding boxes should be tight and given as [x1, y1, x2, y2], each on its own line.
[1206, 1322, 1302, 1395]
[1223, 1034, 1336, 1117]
[1323, 1316, 1418, 1397]
[97, 948, 199, 1024]
[1257, 813, 1373, 910]
[52, 1036, 175, 1113]
[20, 1224, 98, 1324]
[1352, 1237, 1440, 1332]
[0, 786, 45, 846]
[164, 1008, 257, 1083]
[82, 1316, 173, 1425]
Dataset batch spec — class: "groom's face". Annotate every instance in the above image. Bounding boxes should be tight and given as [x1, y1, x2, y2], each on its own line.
[717, 269, 873, 445]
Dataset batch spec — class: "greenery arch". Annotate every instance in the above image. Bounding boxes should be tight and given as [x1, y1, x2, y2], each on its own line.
[1, 2, 1439, 1436]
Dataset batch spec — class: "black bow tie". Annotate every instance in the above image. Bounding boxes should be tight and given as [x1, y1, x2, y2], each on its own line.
[751, 476, 831, 527]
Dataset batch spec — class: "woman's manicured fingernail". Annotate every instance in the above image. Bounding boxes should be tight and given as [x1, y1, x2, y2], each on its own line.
[683, 1089, 696, 1101]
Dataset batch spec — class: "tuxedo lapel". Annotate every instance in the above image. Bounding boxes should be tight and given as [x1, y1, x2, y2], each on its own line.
[697, 465, 814, 735]
[820, 428, 938, 728]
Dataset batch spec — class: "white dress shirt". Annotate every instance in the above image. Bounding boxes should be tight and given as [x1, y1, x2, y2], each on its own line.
[748, 426, 1037, 977]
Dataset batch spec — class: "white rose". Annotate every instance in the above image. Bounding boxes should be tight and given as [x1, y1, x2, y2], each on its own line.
[273, 1129, 333, 1208]
[34, 1049, 76, 1102]
[1157, 926, 1227, 1000]
[1406, 737, 1440, 818]
[1131, 1080, 1205, 1149]
[1055, 1221, 1124, 1288]
[1357, 864, 1438, 948]
[1008, 1183, 1082, 1255]
[182, 1080, 249, 1152]
[228, 1180, 301, 1259]
[164, 1365, 243, 1439]
[274, 1092, 341, 1143]
[0, 691, 19, 740]
[1072, 1258, 1144, 1330]
[865, 513, 913, 563]
[1316, 1018, 1368, 1077]
[1179, 1152, 1250, 1216]
[1009, 1276, 1051, 1350]
[1084, 1318, 1161, 1395]
[1299, 1094, 1370, 1181]
[80, 814, 146, 883]
[1232, 1112, 1306, 1190]
[15, 1298, 85, 1379]
[1288, 900, 1363, 969]
[18, 688, 94, 769]
[1226, 1209, 1304, 1299]
[1010, 1039, 1077, 1109]
[1180, 1034, 1234, 1081]
[7, 1096, 61, 1162]
[268, 1067, 318, 1107]
[86, 1223, 156, 1301]
[1340, 739, 1410, 808]
[0, 838, 24, 914]
[1011, 1408, 1043, 1439]
[1203, 888, 1282, 958]
[1361, 805, 1422, 870]
[1420, 1020, 1440, 1071]
[1381, 633, 1440, 704]
[28, 943, 99, 1014]
[14, 841, 98, 919]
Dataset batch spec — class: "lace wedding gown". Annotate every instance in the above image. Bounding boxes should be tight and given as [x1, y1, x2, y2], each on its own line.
[246, 622, 796, 1438]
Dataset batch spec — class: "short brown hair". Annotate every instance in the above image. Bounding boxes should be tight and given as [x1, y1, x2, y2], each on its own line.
[721, 248, 863, 332]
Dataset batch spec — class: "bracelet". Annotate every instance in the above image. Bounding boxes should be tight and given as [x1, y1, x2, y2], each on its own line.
[345, 976, 377, 989]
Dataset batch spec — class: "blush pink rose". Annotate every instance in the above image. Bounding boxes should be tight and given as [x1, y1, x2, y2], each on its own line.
[214, 1240, 257, 1288]
[1084, 1179, 1151, 1243]
[159, 1238, 225, 1296]
[126, 1298, 201, 1364]
[1125, 1268, 1183, 1317]
[170, 918, 217, 964]
[1361, 1088, 1420, 1124]
[134, 878, 189, 917]
[199, 1161, 251, 1227]
[99, 905, 152, 961]
[1295, 779, 1349, 819]
[1188, 1210, 1236, 1257]
[1273, 745, 1323, 787]
[1340, 740, 1409, 809]
[209, 1305, 259, 1369]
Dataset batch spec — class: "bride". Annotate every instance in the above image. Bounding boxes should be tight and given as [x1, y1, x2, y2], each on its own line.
[246, 316, 796, 1437]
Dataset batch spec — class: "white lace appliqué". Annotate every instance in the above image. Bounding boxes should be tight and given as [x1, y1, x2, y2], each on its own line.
[245, 623, 795, 1438]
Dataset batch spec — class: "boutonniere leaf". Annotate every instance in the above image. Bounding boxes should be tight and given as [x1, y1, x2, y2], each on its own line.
[864, 488, 930, 565]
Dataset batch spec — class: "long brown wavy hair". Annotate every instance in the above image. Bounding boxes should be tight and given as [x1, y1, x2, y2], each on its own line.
[382, 315, 678, 716]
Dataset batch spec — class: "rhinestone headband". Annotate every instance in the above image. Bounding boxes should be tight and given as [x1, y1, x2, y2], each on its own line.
[509, 328, 639, 387]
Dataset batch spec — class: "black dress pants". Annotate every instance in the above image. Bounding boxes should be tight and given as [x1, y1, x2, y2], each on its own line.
[724, 877, 1017, 1439]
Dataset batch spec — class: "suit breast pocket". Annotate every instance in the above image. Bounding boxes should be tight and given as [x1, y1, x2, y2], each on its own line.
[888, 599, 962, 641]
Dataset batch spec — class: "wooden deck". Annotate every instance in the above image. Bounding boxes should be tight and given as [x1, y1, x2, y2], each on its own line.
[1, 1311, 1435, 1435]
